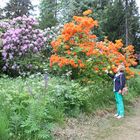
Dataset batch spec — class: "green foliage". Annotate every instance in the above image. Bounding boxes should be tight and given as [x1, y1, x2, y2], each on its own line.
[0, 75, 59, 140]
[0, 8, 4, 19]
[98, 0, 125, 41]
[136, 65, 140, 69]
[0, 74, 109, 139]
[96, 0, 140, 49]
[0, 69, 140, 139]
[0, 112, 9, 140]
[39, 0, 57, 29]
[126, 0, 140, 50]
[60, 0, 95, 23]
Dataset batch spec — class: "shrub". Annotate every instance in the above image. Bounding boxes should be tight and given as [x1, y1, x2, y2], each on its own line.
[136, 65, 140, 69]
[50, 10, 137, 82]
[42, 25, 63, 66]
[0, 16, 46, 76]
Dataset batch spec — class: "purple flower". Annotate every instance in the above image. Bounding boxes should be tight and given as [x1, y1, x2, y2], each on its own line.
[33, 34, 37, 38]
[9, 54, 13, 59]
[27, 64, 32, 69]
[22, 44, 28, 49]
[25, 29, 29, 32]
[34, 41, 38, 46]
[37, 38, 42, 43]
[3, 45, 10, 50]
[19, 52, 22, 56]
[15, 29, 22, 34]
[28, 26, 32, 30]
[11, 64, 17, 69]
[33, 47, 38, 52]
[2, 51, 7, 58]
[16, 16, 22, 21]
[2, 66, 7, 71]
[29, 43, 34, 48]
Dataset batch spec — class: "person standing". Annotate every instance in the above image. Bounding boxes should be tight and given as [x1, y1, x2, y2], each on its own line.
[106, 64, 126, 119]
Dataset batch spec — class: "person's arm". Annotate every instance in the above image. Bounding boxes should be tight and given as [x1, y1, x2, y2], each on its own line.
[107, 73, 115, 79]
[105, 70, 115, 79]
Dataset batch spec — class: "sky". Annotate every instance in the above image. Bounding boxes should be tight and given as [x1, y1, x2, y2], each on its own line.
[0, 0, 140, 15]
[136, 0, 140, 13]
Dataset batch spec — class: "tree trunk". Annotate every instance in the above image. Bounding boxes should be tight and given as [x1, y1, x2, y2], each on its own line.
[125, 0, 129, 46]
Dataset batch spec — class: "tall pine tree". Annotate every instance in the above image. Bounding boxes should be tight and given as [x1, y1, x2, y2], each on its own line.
[39, 0, 58, 29]
[0, 8, 4, 19]
[3, 0, 33, 19]
[98, 0, 139, 51]
[60, 0, 96, 23]
[101, 0, 125, 41]
[126, 0, 140, 50]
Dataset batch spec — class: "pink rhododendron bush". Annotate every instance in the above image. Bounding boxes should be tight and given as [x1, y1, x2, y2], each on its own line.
[0, 16, 46, 75]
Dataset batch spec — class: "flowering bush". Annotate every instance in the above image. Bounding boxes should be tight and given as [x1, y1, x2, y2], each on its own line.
[0, 16, 46, 75]
[50, 10, 137, 81]
[43, 25, 63, 57]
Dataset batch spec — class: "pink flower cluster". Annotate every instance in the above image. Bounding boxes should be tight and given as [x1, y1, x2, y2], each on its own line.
[0, 16, 46, 73]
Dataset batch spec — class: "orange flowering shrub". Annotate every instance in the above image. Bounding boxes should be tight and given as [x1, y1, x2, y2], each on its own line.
[50, 10, 137, 80]
[83, 9, 92, 16]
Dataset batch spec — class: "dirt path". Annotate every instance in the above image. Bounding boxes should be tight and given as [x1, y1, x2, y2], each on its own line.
[54, 100, 140, 140]
[96, 101, 140, 140]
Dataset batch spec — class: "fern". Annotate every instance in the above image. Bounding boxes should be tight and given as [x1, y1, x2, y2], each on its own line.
[0, 111, 9, 140]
